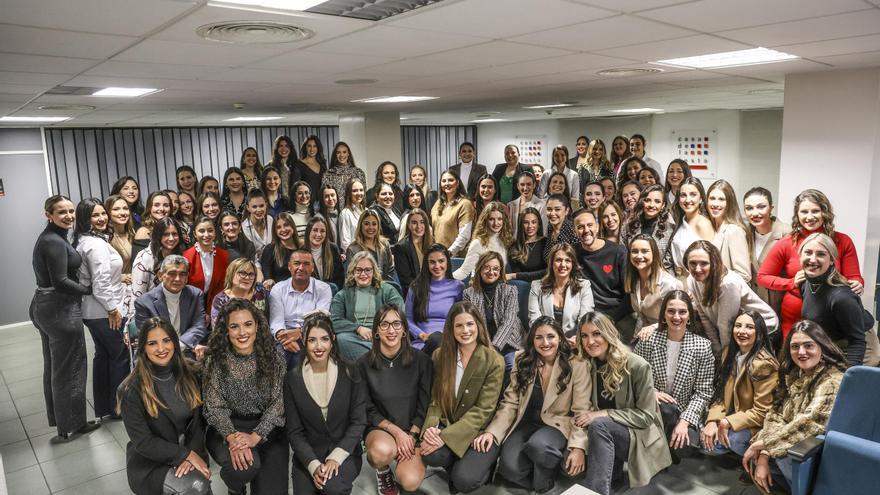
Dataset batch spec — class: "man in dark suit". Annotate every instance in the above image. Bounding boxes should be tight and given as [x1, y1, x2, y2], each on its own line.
[448, 142, 487, 199]
[134, 254, 208, 360]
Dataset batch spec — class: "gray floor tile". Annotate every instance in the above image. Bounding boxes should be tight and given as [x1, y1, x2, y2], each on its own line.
[3, 463, 50, 495]
[102, 418, 130, 445]
[0, 439, 38, 473]
[11, 393, 45, 417]
[53, 469, 129, 495]
[20, 411, 56, 439]
[0, 353, 42, 372]
[0, 399, 18, 422]
[39, 441, 127, 492]
[1, 363, 44, 385]
[0, 418, 26, 446]
[30, 426, 117, 463]
[7, 376, 43, 400]
[0, 385, 11, 403]
[0, 329, 39, 348]
[0, 340, 41, 359]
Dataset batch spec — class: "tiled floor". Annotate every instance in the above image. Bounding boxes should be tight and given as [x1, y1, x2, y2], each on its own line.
[0, 323, 762, 495]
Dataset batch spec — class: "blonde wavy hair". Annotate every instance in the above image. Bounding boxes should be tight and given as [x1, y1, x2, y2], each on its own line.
[344, 250, 383, 288]
[576, 312, 630, 399]
[471, 201, 513, 247]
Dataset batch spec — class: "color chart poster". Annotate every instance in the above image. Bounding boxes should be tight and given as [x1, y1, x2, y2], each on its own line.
[672, 129, 717, 178]
[516, 135, 546, 167]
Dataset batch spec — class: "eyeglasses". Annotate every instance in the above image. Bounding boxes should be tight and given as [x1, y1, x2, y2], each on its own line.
[481, 265, 501, 274]
[379, 320, 403, 330]
[236, 271, 256, 279]
[354, 267, 374, 275]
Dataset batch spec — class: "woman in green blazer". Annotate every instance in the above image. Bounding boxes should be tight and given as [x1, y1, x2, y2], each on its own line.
[330, 251, 404, 360]
[574, 312, 672, 495]
[421, 301, 505, 493]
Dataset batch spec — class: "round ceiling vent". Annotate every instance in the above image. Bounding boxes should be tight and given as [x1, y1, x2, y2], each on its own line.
[196, 21, 315, 44]
[596, 67, 664, 77]
[37, 104, 96, 111]
[334, 79, 378, 85]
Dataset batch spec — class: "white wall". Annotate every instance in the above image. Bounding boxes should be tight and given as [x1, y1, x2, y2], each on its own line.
[476, 120, 561, 169]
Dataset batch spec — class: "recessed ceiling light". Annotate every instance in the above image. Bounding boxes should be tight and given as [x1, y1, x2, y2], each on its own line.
[0, 116, 71, 123]
[352, 96, 438, 103]
[523, 103, 573, 109]
[471, 118, 506, 123]
[334, 78, 378, 85]
[399, 117, 409, 120]
[92, 87, 161, 97]
[653, 47, 797, 69]
[224, 116, 284, 121]
[609, 108, 663, 113]
[208, 0, 326, 14]
[597, 67, 664, 77]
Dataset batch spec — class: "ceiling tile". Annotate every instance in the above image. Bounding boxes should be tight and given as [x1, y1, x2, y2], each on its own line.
[304, 25, 487, 58]
[387, 0, 614, 38]
[566, 0, 701, 12]
[511, 15, 696, 51]
[595, 35, 751, 61]
[0, 24, 138, 59]
[207, 67, 335, 84]
[813, 50, 880, 68]
[0, 83, 51, 95]
[248, 50, 395, 72]
[409, 41, 576, 69]
[0, 53, 98, 74]
[777, 34, 880, 59]
[85, 61, 221, 79]
[709, 59, 831, 82]
[0, 0, 197, 37]
[67, 75, 276, 93]
[719, 10, 880, 47]
[0, 71, 71, 87]
[113, 39, 290, 67]
[641, 0, 870, 32]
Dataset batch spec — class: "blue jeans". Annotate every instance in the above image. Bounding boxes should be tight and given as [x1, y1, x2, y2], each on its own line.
[709, 428, 751, 456]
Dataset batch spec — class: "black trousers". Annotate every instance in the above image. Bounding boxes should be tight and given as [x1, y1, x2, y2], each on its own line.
[497, 422, 567, 492]
[584, 417, 631, 495]
[30, 290, 88, 435]
[206, 418, 289, 495]
[291, 453, 362, 495]
[83, 317, 130, 417]
[422, 443, 499, 493]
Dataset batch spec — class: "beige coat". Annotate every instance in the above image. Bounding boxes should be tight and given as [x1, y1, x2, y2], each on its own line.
[714, 222, 752, 283]
[631, 270, 683, 332]
[591, 353, 672, 488]
[485, 353, 591, 451]
[706, 349, 779, 434]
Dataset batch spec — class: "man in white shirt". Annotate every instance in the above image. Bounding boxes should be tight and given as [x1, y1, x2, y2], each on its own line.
[630, 134, 665, 179]
[449, 142, 487, 199]
[268, 249, 332, 368]
[134, 255, 208, 360]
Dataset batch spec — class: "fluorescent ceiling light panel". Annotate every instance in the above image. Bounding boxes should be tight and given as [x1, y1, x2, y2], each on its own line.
[653, 47, 797, 69]
[352, 96, 438, 103]
[609, 108, 662, 113]
[523, 103, 573, 109]
[224, 116, 284, 121]
[92, 87, 161, 97]
[471, 118, 506, 123]
[208, 0, 326, 13]
[0, 116, 71, 122]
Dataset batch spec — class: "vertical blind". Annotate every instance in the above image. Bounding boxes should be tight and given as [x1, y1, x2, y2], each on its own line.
[400, 125, 477, 189]
[45, 126, 339, 201]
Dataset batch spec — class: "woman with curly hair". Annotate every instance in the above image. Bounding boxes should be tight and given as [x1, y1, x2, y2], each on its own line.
[239, 146, 263, 191]
[577, 138, 613, 187]
[204, 299, 288, 495]
[118, 318, 209, 495]
[452, 201, 512, 281]
[322, 141, 367, 208]
[575, 312, 671, 494]
[284, 312, 367, 495]
[620, 184, 675, 271]
[474, 316, 589, 493]
[742, 320, 847, 493]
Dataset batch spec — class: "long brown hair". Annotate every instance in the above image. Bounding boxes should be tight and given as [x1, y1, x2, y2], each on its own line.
[540, 243, 585, 294]
[509, 207, 545, 265]
[624, 234, 662, 294]
[272, 211, 301, 267]
[305, 216, 335, 280]
[774, 320, 847, 408]
[791, 189, 835, 243]
[430, 301, 492, 420]
[471, 201, 513, 247]
[684, 240, 727, 306]
[116, 318, 202, 417]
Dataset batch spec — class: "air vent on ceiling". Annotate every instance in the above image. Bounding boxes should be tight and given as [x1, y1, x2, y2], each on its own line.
[307, 0, 445, 21]
[334, 78, 378, 85]
[596, 67, 664, 77]
[196, 21, 315, 44]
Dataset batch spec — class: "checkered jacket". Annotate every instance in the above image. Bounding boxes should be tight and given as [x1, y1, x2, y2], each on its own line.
[634, 329, 715, 427]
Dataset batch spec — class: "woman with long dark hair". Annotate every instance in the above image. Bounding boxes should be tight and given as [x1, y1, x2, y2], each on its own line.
[507, 171, 544, 238]
[132, 191, 172, 260]
[218, 210, 257, 264]
[357, 304, 433, 494]
[338, 178, 367, 254]
[507, 207, 548, 283]
[197, 176, 220, 197]
[609, 135, 632, 177]
[241, 189, 273, 257]
[405, 243, 463, 354]
[322, 141, 367, 207]
[742, 186, 790, 313]
[290, 180, 314, 239]
[472, 173, 501, 224]
[239, 146, 263, 191]
[204, 299, 288, 494]
[316, 184, 340, 244]
[543, 193, 579, 260]
[31, 195, 99, 442]
[541, 145, 581, 205]
[366, 160, 405, 212]
[182, 215, 231, 314]
[259, 165, 289, 219]
[220, 167, 248, 220]
[474, 316, 589, 493]
[703, 310, 779, 458]
[421, 302, 505, 494]
[259, 211, 300, 291]
[392, 208, 433, 298]
[372, 182, 404, 242]
[118, 318, 209, 495]
[111, 176, 144, 226]
[74, 198, 130, 421]
[398, 185, 428, 241]
[304, 216, 344, 289]
[664, 159, 692, 205]
[267, 135, 298, 197]
[296, 135, 326, 199]
[669, 177, 714, 277]
[742, 320, 847, 493]
[284, 312, 367, 495]
[575, 312, 672, 494]
[528, 243, 594, 338]
[195, 191, 222, 229]
[131, 217, 185, 306]
[620, 184, 675, 271]
[176, 166, 199, 198]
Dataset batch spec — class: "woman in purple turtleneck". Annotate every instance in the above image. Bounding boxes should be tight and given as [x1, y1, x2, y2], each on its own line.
[405, 243, 463, 355]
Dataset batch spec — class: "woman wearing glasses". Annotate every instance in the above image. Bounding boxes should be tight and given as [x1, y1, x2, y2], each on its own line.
[330, 252, 405, 361]
[210, 257, 268, 326]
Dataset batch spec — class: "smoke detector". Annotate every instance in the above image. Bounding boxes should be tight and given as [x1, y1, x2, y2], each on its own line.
[196, 21, 315, 44]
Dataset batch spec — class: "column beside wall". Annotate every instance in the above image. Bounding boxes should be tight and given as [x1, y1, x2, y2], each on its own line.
[339, 111, 401, 186]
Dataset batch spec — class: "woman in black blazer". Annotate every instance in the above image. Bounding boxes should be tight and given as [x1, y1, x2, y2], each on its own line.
[118, 317, 210, 495]
[391, 208, 433, 298]
[371, 183, 403, 243]
[284, 312, 368, 495]
[304, 216, 345, 290]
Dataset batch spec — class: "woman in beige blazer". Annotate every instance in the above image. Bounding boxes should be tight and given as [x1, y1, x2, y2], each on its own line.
[574, 312, 672, 495]
[473, 316, 590, 493]
[707, 180, 752, 282]
[742, 186, 790, 315]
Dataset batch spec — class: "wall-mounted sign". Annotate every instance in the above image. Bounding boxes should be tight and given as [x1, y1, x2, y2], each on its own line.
[672, 129, 717, 179]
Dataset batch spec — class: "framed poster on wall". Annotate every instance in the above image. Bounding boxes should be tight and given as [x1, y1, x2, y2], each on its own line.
[516, 135, 547, 167]
[672, 129, 717, 179]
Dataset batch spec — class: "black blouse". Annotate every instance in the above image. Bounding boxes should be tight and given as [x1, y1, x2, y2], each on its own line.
[357, 349, 433, 432]
[32, 223, 89, 295]
[509, 237, 549, 282]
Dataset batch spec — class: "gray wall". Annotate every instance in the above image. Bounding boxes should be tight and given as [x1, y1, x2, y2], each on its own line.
[0, 128, 50, 325]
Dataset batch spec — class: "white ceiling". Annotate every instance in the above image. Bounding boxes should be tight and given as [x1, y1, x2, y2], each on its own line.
[1, 0, 879, 126]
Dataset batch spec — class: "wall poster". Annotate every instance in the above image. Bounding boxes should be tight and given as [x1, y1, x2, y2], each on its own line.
[672, 129, 717, 179]
[515, 135, 547, 167]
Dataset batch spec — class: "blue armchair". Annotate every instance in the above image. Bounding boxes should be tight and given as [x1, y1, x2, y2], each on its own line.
[788, 366, 880, 495]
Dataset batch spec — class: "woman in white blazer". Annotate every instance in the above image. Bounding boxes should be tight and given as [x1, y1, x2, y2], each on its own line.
[528, 243, 594, 339]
